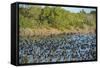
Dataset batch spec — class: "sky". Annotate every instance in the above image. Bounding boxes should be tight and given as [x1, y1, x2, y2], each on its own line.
[62, 7, 96, 13]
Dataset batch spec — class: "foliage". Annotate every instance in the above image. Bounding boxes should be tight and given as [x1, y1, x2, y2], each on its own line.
[19, 6, 96, 31]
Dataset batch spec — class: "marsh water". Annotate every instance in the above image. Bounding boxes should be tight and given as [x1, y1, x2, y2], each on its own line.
[19, 33, 96, 64]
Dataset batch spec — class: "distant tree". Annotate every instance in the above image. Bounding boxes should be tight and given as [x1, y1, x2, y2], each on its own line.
[80, 9, 86, 14]
[90, 11, 96, 14]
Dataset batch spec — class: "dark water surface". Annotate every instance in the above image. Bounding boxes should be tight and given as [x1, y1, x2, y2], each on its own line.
[19, 34, 96, 64]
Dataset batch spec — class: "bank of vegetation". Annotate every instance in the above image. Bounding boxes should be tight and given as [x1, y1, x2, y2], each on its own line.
[19, 5, 96, 37]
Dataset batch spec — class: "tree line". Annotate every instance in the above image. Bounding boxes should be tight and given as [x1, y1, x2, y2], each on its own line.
[19, 6, 96, 31]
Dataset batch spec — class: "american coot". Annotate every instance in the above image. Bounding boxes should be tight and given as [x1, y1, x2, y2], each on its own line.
[19, 33, 96, 64]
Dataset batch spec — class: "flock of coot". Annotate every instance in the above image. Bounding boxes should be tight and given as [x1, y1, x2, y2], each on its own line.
[19, 33, 96, 64]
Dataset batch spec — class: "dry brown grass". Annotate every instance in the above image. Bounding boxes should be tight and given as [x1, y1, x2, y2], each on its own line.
[19, 27, 95, 37]
[19, 28, 62, 37]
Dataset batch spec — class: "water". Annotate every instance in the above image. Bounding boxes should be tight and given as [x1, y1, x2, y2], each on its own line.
[19, 33, 96, 64]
